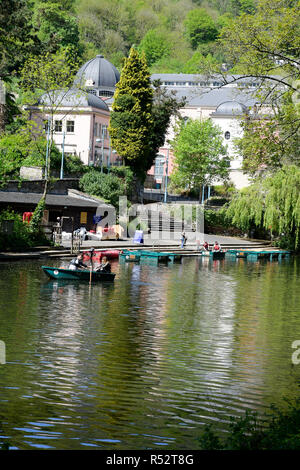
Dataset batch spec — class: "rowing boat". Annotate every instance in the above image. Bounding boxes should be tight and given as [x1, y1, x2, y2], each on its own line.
[82, 249, 119, 261]
[42, 266, 115, 282]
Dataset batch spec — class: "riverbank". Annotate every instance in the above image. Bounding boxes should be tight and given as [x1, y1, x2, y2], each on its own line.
[0, 235, 272, 260]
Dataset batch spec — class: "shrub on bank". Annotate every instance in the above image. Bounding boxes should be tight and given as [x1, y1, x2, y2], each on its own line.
[199, 399, 300, 450]
[0, 209, 49, 251]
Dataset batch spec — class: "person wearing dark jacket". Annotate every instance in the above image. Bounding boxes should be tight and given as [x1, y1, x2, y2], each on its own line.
[96, 256, 111, 273]
[69, 254, 88, 271]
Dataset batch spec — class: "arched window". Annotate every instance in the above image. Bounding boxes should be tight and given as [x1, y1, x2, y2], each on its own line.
[225, 131, 231, 140]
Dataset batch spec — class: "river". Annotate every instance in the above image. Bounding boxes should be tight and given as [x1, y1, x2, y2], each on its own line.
[0, 256, 300, 450]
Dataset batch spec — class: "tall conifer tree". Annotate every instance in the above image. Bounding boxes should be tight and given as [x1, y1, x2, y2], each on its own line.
[108, 47, 154, 180]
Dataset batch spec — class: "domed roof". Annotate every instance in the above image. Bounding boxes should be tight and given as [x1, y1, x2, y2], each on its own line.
[214, 101, 248, 115]
[75, 55, 120, 89]
[38, 89, 109, 111]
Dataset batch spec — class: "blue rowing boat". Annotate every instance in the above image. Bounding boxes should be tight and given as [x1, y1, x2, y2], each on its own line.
[42, 266, 115, 282]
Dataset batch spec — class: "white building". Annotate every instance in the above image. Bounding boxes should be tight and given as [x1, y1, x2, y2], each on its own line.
[27, 55, 122, 170]
[28, 55, 270, 189]
[149, 73, 262, 190]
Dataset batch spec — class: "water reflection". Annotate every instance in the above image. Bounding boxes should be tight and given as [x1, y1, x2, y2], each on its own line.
[0, 257, 300, 449]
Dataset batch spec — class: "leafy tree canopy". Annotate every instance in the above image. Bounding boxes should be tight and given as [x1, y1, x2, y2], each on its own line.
[226, 165, 300, 249]
[171, 118, 229, 193]
[138, 29, 171, 67]
[79, 169, 128, 207]
[184, 9, 219, 49]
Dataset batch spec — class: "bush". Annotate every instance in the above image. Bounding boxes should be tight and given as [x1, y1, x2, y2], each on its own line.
[199, 398, 300, 450]
[0, 208, 50, 251]
[79, 169, 126, 207]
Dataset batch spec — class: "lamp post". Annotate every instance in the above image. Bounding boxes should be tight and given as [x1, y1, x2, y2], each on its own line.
[163, 148, 169, 203]
[101, 125, 105, 173]
[60, 131, 65, 179]
[45, 116, 51, 180]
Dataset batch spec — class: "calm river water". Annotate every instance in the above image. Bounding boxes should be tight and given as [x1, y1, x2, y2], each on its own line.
[1, 256, 300, 450]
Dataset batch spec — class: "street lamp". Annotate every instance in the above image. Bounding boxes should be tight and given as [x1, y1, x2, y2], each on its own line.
[60, 131, 65, 179]
[95, 137, 104, 172]
[45, 116, 51, 180]
[164, 148, 169, 203]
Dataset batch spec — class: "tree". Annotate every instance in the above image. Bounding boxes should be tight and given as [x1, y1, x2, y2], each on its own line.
[108, 47, 154, 180]
[150, 80, 186, 159]
[235, 98, 300, 175]
[183, 51, 218, 74]
[226, 165, 300, 250]
[219, 0, 300, 97]
[171, 118, 229, 198]
[0, 0, 35, 79]
[138, 29, 171, 67]
[109, 48, 184, 182]
[215, 0, 300, 177]
[20, 49, 81, 186]
[32, 1, 82, 57]
[79, 169, 127, 207]
[184, 9, 219, 49]
[0, 0, 39, 133]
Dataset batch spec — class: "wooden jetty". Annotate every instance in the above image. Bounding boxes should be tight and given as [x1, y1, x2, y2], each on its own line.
[119, 249, 183, 264]
[225, 249, 291, 261]
[201, 251, 226, 260]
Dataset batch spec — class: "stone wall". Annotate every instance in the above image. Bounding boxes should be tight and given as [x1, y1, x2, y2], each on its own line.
[1, 179, 80, 195]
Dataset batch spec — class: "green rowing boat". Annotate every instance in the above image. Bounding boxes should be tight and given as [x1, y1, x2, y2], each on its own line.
[42, 266, 115, 282]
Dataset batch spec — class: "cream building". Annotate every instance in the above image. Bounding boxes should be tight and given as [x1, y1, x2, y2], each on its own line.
[149, 73, 262, 190]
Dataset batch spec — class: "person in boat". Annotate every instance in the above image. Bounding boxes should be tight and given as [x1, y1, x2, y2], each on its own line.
[69, 254, 88, 271]
[96, 256, 111, 273]
[203, 241, 209, 251]
[213, 241, 222, 252]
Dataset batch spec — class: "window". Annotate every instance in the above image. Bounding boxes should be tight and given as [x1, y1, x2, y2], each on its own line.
[99, 90, 113, 97]
[66, 120, 74, 133]
[43, 120, 49, 132]
[54, 120, 62, 132]
[154, 156, 165, 177]
[224, 131, 231, 140]
[101, 124, 108, 138]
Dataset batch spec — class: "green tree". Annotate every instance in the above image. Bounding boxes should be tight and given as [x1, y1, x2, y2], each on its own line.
[228, 0, 256, 16]
[138, 29, 171, 67]
[235, 98, 300, 175]
[171, 118, 229, 198]
[0, 0, 36, 79]
[226, 165, 300, 250]
[108, 47, 154, 180]
[150, 80, 186, 159]
[183, 51, 218, 73]
[20, 49, 82, 189]
[79, 169, 126, 207]
[219, 0, 300, 96]
[32, 1, 82, 57]
[184, 9, 219, 49]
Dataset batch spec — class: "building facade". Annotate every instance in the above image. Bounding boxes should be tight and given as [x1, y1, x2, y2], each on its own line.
[31, 55, 270, 190]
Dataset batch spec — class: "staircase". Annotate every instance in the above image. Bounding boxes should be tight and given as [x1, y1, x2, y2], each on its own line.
[137, 209, 194, 234]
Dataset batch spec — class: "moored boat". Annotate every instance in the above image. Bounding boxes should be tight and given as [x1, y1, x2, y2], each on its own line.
[42, 266, 115, 282]
[82, 250, 119, 262]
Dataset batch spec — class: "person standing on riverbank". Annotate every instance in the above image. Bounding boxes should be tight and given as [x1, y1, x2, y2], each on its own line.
[180, 231, 187, 248]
